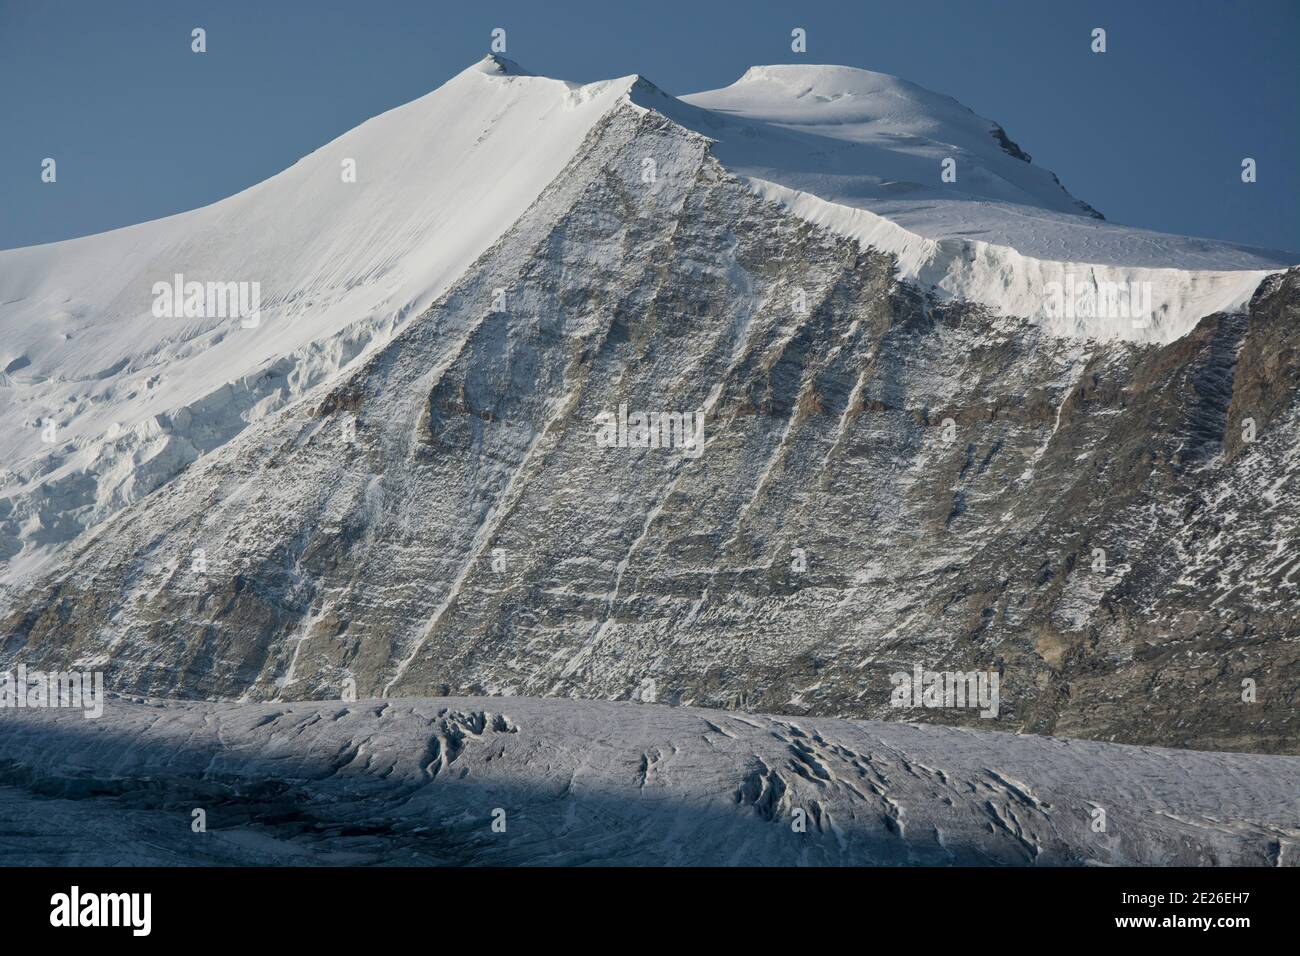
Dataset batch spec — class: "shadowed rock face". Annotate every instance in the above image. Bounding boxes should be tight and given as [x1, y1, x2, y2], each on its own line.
[1, 102, 1297, 753]
[0, 696, 1296, 866]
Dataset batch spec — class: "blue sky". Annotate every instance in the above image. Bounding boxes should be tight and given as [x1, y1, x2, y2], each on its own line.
[2, 0, 1297, 252]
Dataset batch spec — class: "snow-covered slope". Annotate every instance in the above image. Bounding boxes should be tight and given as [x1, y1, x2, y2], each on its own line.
[0, 56, 636, 581]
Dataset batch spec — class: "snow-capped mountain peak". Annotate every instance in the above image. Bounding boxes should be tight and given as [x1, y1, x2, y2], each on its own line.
[685, 63, 1103, 218]
[0, 58, 635, 581]
[0, 53, 1294, 598]
[1, 55, 1297, 762]
[468, 52, 534, 76]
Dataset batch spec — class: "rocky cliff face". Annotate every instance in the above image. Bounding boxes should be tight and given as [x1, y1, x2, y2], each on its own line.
[2, 95, 1297, 753]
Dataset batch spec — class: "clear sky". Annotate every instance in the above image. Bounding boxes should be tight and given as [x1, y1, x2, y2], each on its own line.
[2, 0, 1296, 253]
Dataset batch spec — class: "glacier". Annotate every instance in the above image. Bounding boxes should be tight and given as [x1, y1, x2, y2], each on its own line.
[0, 695, 1296, 866]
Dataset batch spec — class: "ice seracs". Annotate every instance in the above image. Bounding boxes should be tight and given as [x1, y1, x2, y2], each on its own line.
[675, 63, 1296, 343]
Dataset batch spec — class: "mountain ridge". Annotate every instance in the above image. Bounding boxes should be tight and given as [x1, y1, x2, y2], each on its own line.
[1, 57, 1296, 757]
